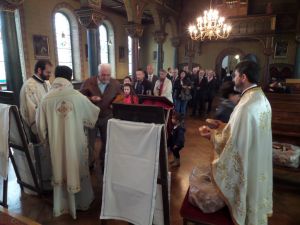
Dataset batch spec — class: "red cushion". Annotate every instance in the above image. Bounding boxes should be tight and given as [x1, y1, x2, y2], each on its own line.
[180, 189, 234, 225]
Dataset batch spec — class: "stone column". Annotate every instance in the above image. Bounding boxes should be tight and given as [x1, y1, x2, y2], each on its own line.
[0, 2, 24, 106]
[75, 7, 104, 77]
[295, 35, 300, 78]
[186, 40, 196, 71]
[125, 23, 143, 77]
[154, 31, 167, 75]
[171, 37, 181, 69]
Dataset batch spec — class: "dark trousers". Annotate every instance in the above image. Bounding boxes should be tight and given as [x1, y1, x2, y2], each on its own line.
[170, 146, 183, 159]
[88, 116, 110, 172]
[192, 90, 205, 115]
[206, 93, 215, 113]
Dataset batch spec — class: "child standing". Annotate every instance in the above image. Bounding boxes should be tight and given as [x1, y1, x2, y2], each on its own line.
[168, 112, 185, 167]
[123, 83, 139, 104]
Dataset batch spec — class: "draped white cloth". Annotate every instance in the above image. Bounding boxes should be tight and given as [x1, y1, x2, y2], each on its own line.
[0, 104, 11, 179]
[100, 119, 163, 225]
[211, 87, 273, 225]
[153, 172, 171, 225]
[20, 76, 50, 135]
[36, 77, 100, 219]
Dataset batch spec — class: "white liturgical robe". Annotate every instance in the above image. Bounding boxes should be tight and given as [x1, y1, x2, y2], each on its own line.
[36, 77, 100, 219]
[153, 78, 173, 103]
[20, 75, 51, 135]
[211, 87, 273, 225]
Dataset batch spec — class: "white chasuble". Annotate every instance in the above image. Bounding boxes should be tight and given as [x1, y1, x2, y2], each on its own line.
[20, 76, 51, 135]
[36, 77, 100, 219]
[211, 87, 273, 225]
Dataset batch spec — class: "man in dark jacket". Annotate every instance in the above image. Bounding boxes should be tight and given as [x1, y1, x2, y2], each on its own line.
[134, 69, 152, 95]
[146, 64, 158, 93]
[192, 69, 208, 116]
[80, 63, 121, 172]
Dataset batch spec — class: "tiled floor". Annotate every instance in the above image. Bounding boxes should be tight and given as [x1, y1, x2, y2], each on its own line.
[1, 116, 300, 225]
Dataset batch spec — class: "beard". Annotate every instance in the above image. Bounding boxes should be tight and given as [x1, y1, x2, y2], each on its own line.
[234, 82, 243, 93]
[40, 73, 49, 81]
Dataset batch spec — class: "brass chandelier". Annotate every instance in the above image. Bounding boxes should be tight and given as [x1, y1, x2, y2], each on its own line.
[188, 0, 232, 41]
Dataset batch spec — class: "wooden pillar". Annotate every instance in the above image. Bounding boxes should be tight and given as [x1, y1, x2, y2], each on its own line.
[125, 23, 144, 78]
[0, 10, 23, 105]
[75, 7, 104, 77]
[171, 37, 181, 69]
[154, 31, 167, 75]
[295, 35, 300, 78]
[262, 37, 273, 90]
[186, 40, 196, 71]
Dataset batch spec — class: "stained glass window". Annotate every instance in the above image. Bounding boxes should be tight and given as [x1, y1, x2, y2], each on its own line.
[0, 18, 6, 84]
[99, 24, 109, 64]
[55, 12, 73, 71]
[128, 36, 132, 76]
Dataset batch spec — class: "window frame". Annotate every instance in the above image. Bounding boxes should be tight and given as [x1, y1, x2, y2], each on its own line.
[99, 23, 110, 64]
[128, 36, 133, 76]
[54, 11, 75, 77]
[0, 17, 7, 86]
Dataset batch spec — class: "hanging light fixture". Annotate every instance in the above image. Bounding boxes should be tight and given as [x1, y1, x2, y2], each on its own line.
[188, 0, 232, 41]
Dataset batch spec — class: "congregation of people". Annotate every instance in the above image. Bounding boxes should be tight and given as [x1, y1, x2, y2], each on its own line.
[15, 56, 272, 225]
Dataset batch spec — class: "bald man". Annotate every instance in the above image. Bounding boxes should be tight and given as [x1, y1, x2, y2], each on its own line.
[81, 64, 121, 172]
[146, 64, 158, 94]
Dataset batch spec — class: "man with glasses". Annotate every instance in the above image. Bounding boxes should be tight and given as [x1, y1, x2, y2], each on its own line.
[81, 63, 121, 172]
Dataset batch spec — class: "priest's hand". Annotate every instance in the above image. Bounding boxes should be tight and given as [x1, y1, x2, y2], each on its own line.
[205, 119, 224, 129]
[90, 96, 101, 103]
[199, 125, 212, 139]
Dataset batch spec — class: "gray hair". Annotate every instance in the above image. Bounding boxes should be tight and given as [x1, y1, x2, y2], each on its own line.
[98, 63, 111, 74]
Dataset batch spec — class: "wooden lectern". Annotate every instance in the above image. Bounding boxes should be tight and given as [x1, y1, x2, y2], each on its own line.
[110, 103, 170, 225]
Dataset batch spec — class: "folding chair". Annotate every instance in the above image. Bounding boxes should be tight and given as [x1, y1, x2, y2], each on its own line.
[0, 105, 40, 208]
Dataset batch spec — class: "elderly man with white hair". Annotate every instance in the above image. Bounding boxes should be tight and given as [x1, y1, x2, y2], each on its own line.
[81, 63, 121, 172]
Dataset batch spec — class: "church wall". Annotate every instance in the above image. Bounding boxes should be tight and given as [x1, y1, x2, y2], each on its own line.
[20, 0, 129, 80]
[164, 23, 175, 70]
[140, 24, 157, 72]
[178, 39, 265, 72]
[140, 23, 175, 74]
[271, 33, 297, 66]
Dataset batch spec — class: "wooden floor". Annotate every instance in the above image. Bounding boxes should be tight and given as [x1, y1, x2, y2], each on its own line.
[1, 115, 300, 225]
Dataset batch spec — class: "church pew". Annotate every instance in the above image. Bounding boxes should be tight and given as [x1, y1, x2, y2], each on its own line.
[266, 93, 300, 146]
[266, 93, 300, 182]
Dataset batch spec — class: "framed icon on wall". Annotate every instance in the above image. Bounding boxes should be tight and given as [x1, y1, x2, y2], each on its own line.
[33, 35, 49, 59]
[274, 40, 288, 58]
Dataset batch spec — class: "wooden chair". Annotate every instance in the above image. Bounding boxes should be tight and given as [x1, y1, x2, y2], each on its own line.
[180, 189, 234, 225]
[0, 105, 40, 208]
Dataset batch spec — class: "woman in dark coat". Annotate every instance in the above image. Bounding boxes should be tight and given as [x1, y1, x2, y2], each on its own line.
[173, 70, 192, 116]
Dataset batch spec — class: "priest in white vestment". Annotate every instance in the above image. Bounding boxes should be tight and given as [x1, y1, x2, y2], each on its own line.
[200, 61, 273, 225]
[20, 60, 53, 141]
[36, 66, 100, 219]
[153, 69, 173, 103]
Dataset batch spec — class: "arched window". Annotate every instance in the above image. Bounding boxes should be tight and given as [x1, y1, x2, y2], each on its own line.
[128, 36, 132, 76]
[99, 21, 116, 77]
[54, 12, 73, 71]
[99, 24, 109, 64]
[0, 18, 6, 85]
